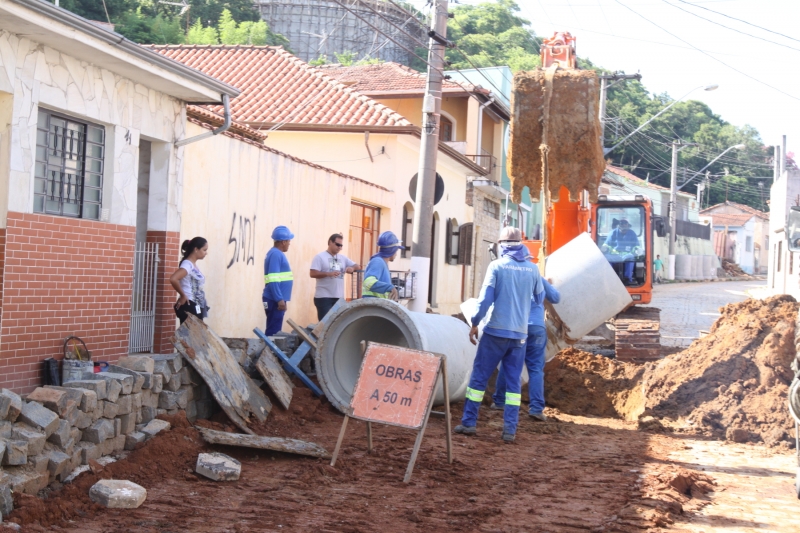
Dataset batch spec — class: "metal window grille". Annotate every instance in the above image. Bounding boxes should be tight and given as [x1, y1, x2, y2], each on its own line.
[34, 109, 104, 219]
[483, 198, 500, 220]
[348, 270, 416, 300]
[129, 242, 160, 353]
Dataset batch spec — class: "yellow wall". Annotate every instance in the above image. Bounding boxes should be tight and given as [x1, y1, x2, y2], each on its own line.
[374, 96, 471, 143]
[374, 98, 423, 127]
[481, 110, 497, 155]
[441, 97, 469, 142]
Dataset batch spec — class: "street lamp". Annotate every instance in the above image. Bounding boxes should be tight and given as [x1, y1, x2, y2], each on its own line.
[678, 143, 746, 190]
[603, 84, 719, 155]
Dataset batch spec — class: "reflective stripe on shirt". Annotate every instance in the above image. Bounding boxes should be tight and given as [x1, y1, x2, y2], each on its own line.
[264, 272, 294, 284]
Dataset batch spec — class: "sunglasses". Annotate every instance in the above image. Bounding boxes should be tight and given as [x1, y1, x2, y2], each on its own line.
[334, 242, 343, 247]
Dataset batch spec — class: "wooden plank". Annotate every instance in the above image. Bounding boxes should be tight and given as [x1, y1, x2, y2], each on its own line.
[255, 346, 294, 410]
[172, 315, 271, 435]
[197, 427, 331, 459]
[287, 318, 317, 350]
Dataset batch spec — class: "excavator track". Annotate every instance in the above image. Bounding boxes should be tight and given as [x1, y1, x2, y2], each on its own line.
[613, 307, 661, 363]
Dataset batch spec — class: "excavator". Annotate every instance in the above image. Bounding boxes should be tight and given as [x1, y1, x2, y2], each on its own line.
[511, 32, 660, 362]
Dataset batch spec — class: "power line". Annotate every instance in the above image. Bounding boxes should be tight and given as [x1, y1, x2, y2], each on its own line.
[661, 0, 800, 53]
[673, 0, 800, 45]
[613, 0, 800, 102]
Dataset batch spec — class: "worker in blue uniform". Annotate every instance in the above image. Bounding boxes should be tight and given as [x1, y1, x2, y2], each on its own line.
[263, 225, 294, 335]
[455, 227, 543, 443]
[601, 218, 641, 285]
[362, 231, 403, 300]
[491, 275, 560, 422]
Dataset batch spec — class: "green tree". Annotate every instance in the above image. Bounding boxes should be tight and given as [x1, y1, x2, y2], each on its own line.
[115, 10, 185, 44]
[334, 51, 358, 66]
[446, 0, 540, 71]
[56, 0, 138, 23]
[186, 18, 219, 44]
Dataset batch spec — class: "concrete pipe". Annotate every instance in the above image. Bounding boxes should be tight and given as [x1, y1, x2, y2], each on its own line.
[315, 299, 477, 413]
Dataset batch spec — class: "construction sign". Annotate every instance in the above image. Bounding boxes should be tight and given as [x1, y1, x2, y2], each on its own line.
[350, 343, 442, 429]
[330, 342, 453, 483]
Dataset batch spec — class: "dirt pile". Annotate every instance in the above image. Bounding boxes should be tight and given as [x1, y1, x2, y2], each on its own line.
[720, 258, 752, 278]
[643, 295, 798, 446]
[544, 347, 645, 420]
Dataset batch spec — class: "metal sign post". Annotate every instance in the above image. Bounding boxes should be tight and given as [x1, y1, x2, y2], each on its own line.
[329, 342, 453, 483]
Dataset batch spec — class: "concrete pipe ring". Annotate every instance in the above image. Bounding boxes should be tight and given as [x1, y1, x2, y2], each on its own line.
[315, 299, 476, 414]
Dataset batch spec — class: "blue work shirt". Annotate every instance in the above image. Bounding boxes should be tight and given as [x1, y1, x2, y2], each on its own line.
[471, 255, 542, 339]
[362, 256, 394, 298]
[262, 247, 293, 302]
[603, 228, 640, 252]
[528, 279, 561, 331]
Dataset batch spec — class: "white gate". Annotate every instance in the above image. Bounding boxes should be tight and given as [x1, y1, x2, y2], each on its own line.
[129, 242, 160, 353]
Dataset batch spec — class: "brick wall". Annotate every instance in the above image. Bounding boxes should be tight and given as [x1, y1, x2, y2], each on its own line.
[0, 213, 135, 392]
[147, 230, 180, 354]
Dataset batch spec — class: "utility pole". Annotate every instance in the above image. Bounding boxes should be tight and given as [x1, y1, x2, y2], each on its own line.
[408, 0, 449, 313]
[668, 140, 696, 279]
[598, 72, 641, 148]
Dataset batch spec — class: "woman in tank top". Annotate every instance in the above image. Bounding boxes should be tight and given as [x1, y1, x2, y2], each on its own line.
[169, 237, 209, 324]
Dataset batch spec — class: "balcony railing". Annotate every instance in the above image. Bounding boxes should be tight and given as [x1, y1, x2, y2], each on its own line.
[348, 270, 417, 300]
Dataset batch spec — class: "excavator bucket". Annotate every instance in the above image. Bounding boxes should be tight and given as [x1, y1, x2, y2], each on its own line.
[507, 68, 605, 205]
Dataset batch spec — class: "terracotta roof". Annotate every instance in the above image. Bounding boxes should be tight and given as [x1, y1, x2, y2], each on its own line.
[187, 115, 390, 192]
[148, 45, 411, 129]
[604, 165, 694, 198]
[701, 201, 769, 220]
[317, 62, 478, 96]
[709, 212, 754, 227]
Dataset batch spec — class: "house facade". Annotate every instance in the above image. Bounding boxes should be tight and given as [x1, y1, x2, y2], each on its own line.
[0, 0, 238, 391]
[768, 167, 800, 297]
[701, 201, 769, 274]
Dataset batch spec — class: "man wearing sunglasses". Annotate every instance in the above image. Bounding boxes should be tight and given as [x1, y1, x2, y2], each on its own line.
[310, 233, 360, 320]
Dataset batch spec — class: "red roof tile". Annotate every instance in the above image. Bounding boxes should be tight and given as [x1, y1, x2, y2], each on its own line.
[148, 45, 411, 128]
[708, 212, 754, 227]
[317, 62, 477, 96]
[701, 201, 769, 220]
[605, 165, 694, 198]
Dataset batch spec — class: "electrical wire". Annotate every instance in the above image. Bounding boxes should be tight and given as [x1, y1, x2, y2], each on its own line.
[661, 0, 800, 53]
[613, 0, 800, 102]
[673, 0, 800, 45]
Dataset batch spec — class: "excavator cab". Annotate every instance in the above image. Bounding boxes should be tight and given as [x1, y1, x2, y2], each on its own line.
[592, 195, 653, 305]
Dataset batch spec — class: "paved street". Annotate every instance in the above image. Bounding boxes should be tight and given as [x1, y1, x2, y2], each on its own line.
[646, 280, 768, 347]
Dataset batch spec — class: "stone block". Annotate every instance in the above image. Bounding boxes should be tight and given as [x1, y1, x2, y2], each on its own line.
[29, 453, 49, 475]
[185, 401, 197, 422]
[111, 434, 126, 454]
[69, 448, 83, 472]
[89, 480, 147, 509]
[18, 401, 60, 437]
[76, 441, 101, 465]
[117, 413, 136, 435]
[115, 394, 133, 416]
[152, 360, 172, 383]
[107, 365, 145, 393]
[138, 372, 154, 390]
[176, 367, 191, 386]
[70, 427, 82, 444]
[3, 465, 48, 495]
[63, 400, 79, 426]
[26, 388, 68, 415]
[140, 389, 158, 409]
[91, 375, 122, 401]
[11, 424, 45, 455]
[95, 372, 134, 395]
[151, 373, 164, 394]
[2, 439, 28, 465]
[90, 406, 103, 422]
[63, 380, 106, 401]
[179, 385, 195, 402]
[195, 452, 241, 481]
[46, 449, 71, 480]
[140, 406, 157, 424]
[0, 389, 22, 422]
[0, 439, 4, 464]
[80, 390, 98, 412]
[154, 353, 183, 373]
[83, 419, 114, 444]
[113, 417, 122, 437]
[166, 408, 180, 416]
[116, 356, 155, 374]
[158, 389, 189, 410]
[0, 479, 11, 516]
[0, 420, 11, 438]
[102, 401, 119, 419]
[131, 392, 142, 412]
[125, 431, 146, 450]
[75, 410, 93, 429]
[156, 408, 167, 417]
[100, 436, 115, 455]
[163, 375, 182, 392]
[141, 419, 170, 438]
[195, 399, 215, 420]
[43, 419, 70, 451]
[43, 385, 84, 404]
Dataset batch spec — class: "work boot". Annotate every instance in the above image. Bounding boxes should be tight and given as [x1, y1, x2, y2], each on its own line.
[454, 425, 477, 436]
[502, 432, 515, 443]
[489, 403, 504, 411]
[529, 411, 548, 422]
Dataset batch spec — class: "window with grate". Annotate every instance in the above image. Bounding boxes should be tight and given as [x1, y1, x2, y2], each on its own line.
[35, 109, 104, 219]
[483, 198, 499, 220]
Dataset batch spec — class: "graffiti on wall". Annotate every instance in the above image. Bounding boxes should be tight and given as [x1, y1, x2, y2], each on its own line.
[227, 213, 256, 269]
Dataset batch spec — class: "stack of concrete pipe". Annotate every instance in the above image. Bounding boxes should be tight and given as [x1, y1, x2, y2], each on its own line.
[674, 254, 718, 281]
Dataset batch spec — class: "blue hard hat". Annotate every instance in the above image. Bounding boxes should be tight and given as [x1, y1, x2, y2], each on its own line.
[377, 231, 404, 249]
[271, 225, 294, 241]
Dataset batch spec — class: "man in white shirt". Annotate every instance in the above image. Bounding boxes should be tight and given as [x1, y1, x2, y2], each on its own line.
[309, 233, 360, 320]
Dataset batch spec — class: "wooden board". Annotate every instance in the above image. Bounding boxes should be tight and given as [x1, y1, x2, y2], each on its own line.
[172, 315, 272, 435]
[197, 427, 330, 459]
[287, 318, 317, 350]
[255, 346, 294, 410]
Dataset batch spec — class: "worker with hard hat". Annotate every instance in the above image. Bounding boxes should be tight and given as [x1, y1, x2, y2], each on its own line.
[491, 274, 560, 422]
[263, 225, 294, 335]
[455, 226, 544, 443]
[362, 231, 403, 300]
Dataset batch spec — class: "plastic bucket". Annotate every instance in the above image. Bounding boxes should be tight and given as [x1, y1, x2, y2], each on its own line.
[62, 359, 94, 383]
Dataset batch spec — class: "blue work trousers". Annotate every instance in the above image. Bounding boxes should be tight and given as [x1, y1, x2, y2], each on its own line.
[605, 253, 635, 280]
[263, 299, 286, 336]
[493, 326, 548, 414]
[461, 333, 525, 435]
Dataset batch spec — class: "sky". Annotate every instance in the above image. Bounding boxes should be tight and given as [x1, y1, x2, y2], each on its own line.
[407, 0, 800, 169]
